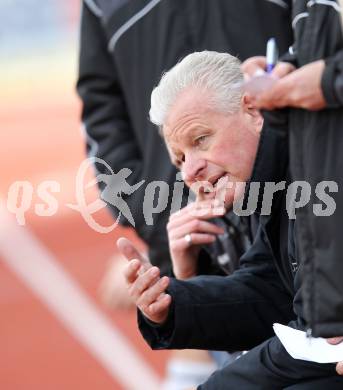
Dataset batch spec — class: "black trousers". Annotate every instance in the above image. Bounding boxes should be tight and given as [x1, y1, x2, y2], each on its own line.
[199, 334, 340, 389]
[285, 376, 343, 389]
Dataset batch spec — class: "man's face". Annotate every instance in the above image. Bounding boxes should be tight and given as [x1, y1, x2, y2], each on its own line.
[163, 87, 263, 207]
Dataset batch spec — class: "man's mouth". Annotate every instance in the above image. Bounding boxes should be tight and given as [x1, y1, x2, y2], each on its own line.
[211, 174, 230, 189]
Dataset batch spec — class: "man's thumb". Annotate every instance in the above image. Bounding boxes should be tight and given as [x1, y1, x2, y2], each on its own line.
[116, 237, 151, 268]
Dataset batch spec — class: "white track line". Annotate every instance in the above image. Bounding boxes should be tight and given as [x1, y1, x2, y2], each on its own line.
[0, 206, 161, 390]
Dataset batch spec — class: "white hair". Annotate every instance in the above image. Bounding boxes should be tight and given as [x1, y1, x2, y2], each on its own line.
[149, 51, 243, 127]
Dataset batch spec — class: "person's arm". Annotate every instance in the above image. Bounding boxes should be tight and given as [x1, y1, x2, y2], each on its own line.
[242, 56, 326, 111]
[76, 2, 146, 230]
[138, 226, 294, 352]
[242, 48, 343, 111]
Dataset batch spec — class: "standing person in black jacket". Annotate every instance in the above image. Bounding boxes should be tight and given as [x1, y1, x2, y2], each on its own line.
[242, 0, 343, 353]
[120, 51, 343, 389]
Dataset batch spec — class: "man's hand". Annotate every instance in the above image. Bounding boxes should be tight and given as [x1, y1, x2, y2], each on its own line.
[327, 337, 343, 375]
[242, 56, 295, 81]
[117, 237, 172, 324]
[167, 201, 225, 280]
[242, 57, 326, 111]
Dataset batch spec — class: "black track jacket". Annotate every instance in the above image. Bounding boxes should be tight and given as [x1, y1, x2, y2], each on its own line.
[285, 0, 343, 338]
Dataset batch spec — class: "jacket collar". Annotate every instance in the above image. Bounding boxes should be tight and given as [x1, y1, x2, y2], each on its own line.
[243, 112, 289, 214]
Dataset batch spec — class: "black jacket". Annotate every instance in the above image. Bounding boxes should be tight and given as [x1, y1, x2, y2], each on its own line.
[197, 212, 258, 276]
[138, 122, 343, 388]
[281, 1, 343, 337]
[77, 0, 292, 270]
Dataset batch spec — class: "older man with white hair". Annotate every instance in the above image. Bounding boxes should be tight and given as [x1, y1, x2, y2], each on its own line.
[119, 51, 343, 389]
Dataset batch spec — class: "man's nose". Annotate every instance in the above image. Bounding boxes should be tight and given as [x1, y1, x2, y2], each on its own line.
[182, 157, 207, 184]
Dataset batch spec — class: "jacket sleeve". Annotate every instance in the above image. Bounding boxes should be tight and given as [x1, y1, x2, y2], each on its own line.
[138, 226, 294, 352]
[76, 2, 147, 233]
[321, 49, 343, 108]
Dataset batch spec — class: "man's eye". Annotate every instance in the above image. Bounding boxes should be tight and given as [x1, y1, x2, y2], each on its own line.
[194, 135, 208, 146]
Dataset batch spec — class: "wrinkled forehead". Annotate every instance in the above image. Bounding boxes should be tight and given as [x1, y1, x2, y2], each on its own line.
[163, 114, 196, 143]
[162, 87, 213, 137]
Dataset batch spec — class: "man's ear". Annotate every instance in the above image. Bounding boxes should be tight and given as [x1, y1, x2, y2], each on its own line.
[242, 93, 259, 116]
[242, 93, 263, 132]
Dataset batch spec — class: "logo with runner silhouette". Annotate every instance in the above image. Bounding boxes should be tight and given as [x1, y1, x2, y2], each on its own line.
[67, 158, 144, 233]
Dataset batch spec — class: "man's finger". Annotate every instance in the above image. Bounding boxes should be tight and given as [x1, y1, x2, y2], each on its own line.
[138, 276, 170, 310]
[271, 62, 296, 79]
[117, 237, 150, 267]
[253, 80, 287, 110]
[241, 56, 267, 80]
[336, 361, 343, 376]
[123, 259, 141, 284]
[147, 293, 172, 317]
[171, 233, 216, 252]
[169, 200, 214, 222]
[327, 337, 343, 345]
[170, 219, 224, 240]
[129, 266, 160, 301]
[167, 204, 224, 231]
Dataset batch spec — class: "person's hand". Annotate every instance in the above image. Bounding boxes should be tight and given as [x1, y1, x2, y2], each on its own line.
[242, 57, 326, 110]
[99, 238, 152, 310]
[327, 336, 343, 375]
[167, 200, 225, 280]
[242, 56, 295, 81]
[117, 237, 172, 324]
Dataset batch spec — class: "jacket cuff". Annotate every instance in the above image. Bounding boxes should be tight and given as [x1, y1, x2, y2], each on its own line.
[321, 58, 338, 107]
[137, 278, 197, 349]
[321, 52, 343, 108]
[279, 47, 298, 68]
[137, 303, 176, 349]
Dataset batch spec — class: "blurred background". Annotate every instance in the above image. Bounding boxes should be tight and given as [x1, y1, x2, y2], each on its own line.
[0, 1, 169, 389]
